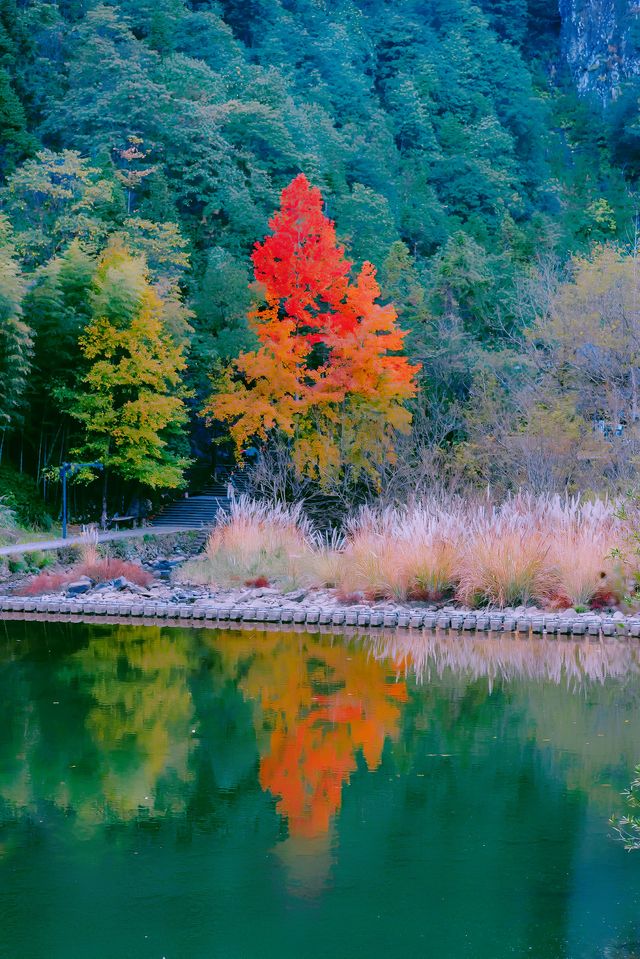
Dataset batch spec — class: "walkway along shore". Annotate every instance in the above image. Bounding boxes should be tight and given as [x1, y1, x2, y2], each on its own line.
[0, 526, 193, 557]
[1, 594, 639, 639]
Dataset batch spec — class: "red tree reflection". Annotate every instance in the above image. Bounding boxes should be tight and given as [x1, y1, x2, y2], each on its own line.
[226, 634, 408, 838]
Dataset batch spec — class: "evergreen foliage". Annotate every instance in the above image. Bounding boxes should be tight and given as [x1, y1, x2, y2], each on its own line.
[0, 465, 51, 528]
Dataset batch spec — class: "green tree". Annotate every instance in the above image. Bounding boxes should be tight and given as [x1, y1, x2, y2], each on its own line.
[23, 241, 95, 460]
[0, 214, 31, 436]
[0, 67, 35, 176]
[3, 150, 117, 268]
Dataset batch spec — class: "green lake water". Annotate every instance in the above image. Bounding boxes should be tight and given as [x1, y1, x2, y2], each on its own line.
[2, 621, 640, 959]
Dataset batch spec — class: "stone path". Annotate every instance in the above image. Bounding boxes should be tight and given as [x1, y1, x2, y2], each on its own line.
[0, 525, 193, 557]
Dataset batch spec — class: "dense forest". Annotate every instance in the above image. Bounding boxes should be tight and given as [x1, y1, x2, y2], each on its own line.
[1, 0, 640, 525]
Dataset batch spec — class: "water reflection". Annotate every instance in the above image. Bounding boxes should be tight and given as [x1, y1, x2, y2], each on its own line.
[1, 621, 640, 951]
[369, 630, 640, 689]
[0, 626, 197, 825]
[1, 625, 640, 835]
[214, 633, 407, 892]
[219, 633, 407, 837]
[70, 626, 196, 820]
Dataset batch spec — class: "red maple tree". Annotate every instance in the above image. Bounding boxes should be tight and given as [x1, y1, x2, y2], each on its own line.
[205, 173, 420, 483]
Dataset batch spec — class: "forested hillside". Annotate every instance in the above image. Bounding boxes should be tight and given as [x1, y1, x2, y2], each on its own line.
[0, 0, 639, 523]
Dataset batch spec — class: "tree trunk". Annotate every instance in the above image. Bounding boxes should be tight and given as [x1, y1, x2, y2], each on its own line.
[42, 435, 47, 502]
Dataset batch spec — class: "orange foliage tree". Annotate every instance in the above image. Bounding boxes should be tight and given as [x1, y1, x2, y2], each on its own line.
[204, 174, 419, 484]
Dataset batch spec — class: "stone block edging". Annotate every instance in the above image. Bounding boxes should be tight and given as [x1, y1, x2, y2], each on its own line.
[0, 594, 637, 641]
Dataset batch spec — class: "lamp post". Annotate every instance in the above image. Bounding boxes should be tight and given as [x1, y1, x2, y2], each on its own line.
[60, 461, 103, 539]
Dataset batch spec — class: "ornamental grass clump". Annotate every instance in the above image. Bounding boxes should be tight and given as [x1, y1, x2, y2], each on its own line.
[337, 507, 410, 600]
[456, 500, 555, 608]
[544, 496, 619, 608]
[455, 494, 619, 609]
[302, 529, 346, 589]
[73, 527, 153, 587]
[395, 503, 464, 601]
[20, 571, 69, 595]
[181, 495, 315, 588]
[334, 498, 466, 601]
[179, 491, 622, 609]
[79, 526, 99, 567]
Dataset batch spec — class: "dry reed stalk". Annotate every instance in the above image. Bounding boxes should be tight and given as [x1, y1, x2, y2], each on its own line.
[79, 526, 100, 566]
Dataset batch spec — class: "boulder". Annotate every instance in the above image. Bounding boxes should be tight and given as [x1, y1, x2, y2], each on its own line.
[283, 588, 308, 602]
[111, 576, 131, 590]
[67, 578, 92, 596]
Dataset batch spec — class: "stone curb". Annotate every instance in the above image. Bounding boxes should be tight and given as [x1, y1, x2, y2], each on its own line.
[0, 595, 638, 640]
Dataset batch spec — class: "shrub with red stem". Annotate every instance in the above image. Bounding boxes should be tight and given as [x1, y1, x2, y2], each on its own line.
[590, 587, 620, 610]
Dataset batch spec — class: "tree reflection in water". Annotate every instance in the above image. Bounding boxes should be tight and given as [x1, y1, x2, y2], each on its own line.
[2, 622, 640, 892]
[68, 624, 197, 821]
[214, 631, 408, 892]
[226, 633, 407, 835]
[0, 624, 197, 826]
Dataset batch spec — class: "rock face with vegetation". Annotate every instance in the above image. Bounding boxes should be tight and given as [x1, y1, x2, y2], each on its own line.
[559, 0, 640, 102]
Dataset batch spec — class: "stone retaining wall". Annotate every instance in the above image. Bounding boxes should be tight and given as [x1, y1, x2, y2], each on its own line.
[1, 595, 638, 639]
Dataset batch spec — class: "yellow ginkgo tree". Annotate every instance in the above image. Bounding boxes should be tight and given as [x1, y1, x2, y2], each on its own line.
[67, 239, 191, 525]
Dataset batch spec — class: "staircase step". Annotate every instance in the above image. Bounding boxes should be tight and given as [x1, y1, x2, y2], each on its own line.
[150, 493, 231, 530]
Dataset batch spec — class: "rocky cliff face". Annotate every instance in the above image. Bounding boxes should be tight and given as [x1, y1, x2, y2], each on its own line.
[559, 0, 640, 102]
